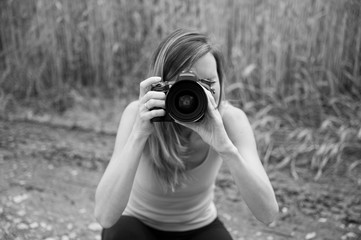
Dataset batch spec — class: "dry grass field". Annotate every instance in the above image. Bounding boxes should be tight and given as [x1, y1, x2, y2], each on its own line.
[0, 0, 360, 239]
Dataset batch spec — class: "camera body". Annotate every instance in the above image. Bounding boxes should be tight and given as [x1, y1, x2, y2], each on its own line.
[151, 72, 215, 122]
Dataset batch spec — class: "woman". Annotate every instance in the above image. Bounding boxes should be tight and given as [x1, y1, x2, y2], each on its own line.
[94, 29, 279, 240]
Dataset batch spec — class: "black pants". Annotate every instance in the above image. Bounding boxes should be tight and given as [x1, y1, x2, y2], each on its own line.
[102, 216, 233, 240]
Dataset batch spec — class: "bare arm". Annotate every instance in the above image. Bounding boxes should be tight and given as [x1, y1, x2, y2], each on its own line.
[94, 77, 166, 228]
[220, 104, 279, 224]
[178, 91, 278, 224]
[94, 101, 146, 228]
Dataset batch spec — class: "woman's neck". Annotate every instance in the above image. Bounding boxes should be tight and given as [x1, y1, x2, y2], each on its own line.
[179, 126, 207, 150]
[177, 125, 197, 141]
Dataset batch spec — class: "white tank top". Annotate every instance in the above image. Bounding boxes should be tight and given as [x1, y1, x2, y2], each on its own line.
[123, 147, 222, 231]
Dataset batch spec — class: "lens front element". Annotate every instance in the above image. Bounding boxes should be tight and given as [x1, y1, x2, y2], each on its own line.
[176, 92, 197, 114]
[166, 80, 207, 122]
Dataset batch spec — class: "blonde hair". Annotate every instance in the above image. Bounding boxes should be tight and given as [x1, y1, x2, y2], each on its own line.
[147, 29, 226, 191]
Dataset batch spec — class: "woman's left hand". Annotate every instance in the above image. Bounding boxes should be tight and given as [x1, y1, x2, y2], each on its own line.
[175, 90, 232, 152]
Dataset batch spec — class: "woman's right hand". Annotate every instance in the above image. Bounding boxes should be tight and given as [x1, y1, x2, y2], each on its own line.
[133, 77, 166, 137]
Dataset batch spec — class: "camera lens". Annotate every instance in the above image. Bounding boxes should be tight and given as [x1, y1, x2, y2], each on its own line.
[166, 80, 207, 122]
[176, 92, 197, 114]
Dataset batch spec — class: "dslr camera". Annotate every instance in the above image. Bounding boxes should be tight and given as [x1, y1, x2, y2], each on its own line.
[151, 71, 215, 122]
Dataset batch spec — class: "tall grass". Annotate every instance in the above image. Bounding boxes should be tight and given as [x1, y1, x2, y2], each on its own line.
[0, 0, 360, 178]
[0, 0, 359, 100]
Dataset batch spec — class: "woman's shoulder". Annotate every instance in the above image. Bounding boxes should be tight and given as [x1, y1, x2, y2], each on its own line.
[116, 100, 140, 130]
[122, 100, 140, 116]
[220, 101, 249, 122]
[220, 101, 255, 145]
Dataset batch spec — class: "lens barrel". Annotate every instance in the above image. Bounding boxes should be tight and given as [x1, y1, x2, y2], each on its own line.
[166, 80, 207, 122]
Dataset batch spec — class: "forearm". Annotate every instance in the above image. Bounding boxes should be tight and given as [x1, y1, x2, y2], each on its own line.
[218, 144, 279, 224]
[94, 131, 148, 228]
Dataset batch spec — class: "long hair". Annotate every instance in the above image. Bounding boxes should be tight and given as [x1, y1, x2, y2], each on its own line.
[147, 29, 226, 191]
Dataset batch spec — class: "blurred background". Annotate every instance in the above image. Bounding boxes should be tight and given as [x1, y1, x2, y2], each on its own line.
[0, 0, 361, 239]
[1, 0, 361, 177]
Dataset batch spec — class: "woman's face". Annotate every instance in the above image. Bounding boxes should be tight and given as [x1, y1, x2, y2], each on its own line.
[190, 52, 221, 105]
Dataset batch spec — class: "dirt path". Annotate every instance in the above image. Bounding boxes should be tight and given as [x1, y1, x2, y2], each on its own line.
[0, 119, 360, 240]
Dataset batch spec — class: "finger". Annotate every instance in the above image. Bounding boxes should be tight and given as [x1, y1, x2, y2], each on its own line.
[144, 99, 166, 110]
[139, 77, 162, 97]
[205, 88, 218, 109]
[142, 108, 166, 120]
[141, 91, 166, 103]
